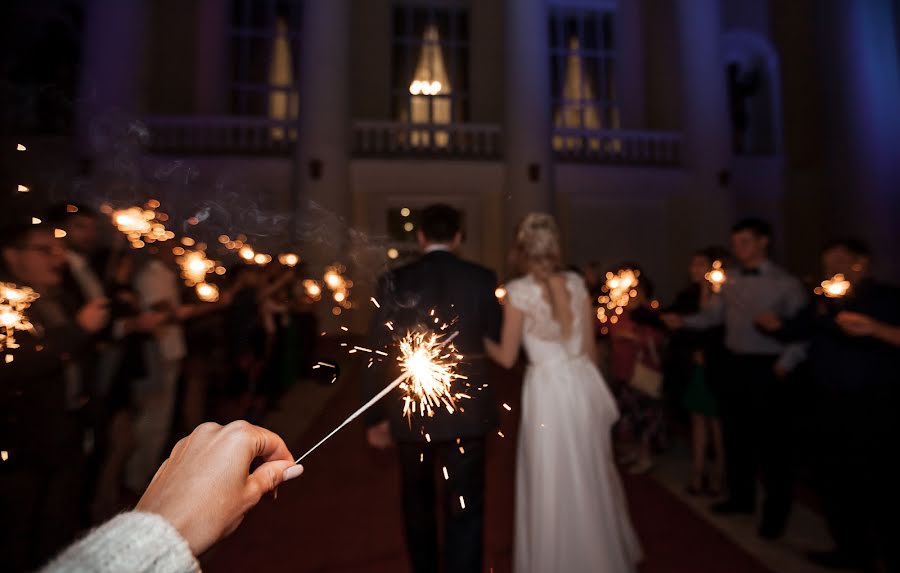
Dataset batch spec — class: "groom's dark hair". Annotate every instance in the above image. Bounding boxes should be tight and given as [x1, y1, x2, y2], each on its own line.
[420, 204, 461, 243]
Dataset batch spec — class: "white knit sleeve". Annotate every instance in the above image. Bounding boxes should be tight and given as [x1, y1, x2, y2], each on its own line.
[41, 511, 200, 573]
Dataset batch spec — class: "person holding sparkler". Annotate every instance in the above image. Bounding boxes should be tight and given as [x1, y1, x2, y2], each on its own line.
[664, 248, 728, 496]
[485, 214, 641, 573]
[364, 204, 501, 573]
[661, 218, 807, 541]
[42, 420, 304, 573]
[754, 239, 900, 571]
[0, 221, 111, 571]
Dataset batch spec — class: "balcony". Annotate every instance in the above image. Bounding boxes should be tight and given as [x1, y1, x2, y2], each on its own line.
[552, 128, 682, 167]
[353, 121, 502, 160]
[143, 116, 296, 156]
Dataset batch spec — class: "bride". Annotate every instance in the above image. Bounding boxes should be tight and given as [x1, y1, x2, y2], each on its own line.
[485, 213, 642, 573]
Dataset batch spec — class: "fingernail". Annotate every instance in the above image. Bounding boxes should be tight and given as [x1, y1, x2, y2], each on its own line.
[283, 464, 304, 482]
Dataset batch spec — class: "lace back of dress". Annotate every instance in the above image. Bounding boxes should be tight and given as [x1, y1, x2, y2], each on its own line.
[515, 273, 586, 348]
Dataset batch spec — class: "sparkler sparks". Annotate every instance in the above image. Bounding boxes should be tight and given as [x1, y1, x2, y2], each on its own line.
[705, 260, 727, 293]
[596, 268, 640, 325]
[398, 331, 466, 421]
[177, 249, 215, 286]
[278, 253, 300, 267]
[294, 329, 462, 463]
[108, 204, 175, 248]
[323, 265, 353, 308]
[816, 274, 851, 298]
[1, 283, 38, 364]
[195, 282, 220, 303]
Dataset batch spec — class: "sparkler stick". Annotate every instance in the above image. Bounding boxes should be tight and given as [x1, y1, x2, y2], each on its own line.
[294, 370, 411, 463]
[294, 332, 459, 464]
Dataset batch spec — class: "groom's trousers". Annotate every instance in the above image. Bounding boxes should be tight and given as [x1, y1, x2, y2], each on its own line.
[398, 438, 485, 573]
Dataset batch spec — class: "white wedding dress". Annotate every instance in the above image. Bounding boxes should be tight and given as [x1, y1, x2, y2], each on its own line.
[506, 272, 642, 573]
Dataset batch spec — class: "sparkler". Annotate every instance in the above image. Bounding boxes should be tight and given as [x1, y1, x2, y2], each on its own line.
[1, 283, 38, 364]
[107, 204, 175, 248]
[398, 331, 466, 420]
[705, 260, 727, 293]
[294, 331, 460, 463]
[596, 268, 640, 326]
[177, 249, 215, 286]
[195, 282, 220, 303]
[278, 253, 300, 267]
[323, 265, 353, 309]
[815, 274, 851, 298]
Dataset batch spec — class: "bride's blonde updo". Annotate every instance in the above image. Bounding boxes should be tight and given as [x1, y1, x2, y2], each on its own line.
[514, 213, 562, 279]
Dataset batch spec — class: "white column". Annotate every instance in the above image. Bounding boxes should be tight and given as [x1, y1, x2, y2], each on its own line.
[294, 0, 352, 255]
[77, 0, 148, 151]
[676, 0, 734, 240]
[819, 0, 900, 279]
[194, 0, 230, 115]
[504, 0, 554, 238]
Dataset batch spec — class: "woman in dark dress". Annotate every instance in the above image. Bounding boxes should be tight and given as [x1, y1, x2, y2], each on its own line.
[666, 248, 726, 495]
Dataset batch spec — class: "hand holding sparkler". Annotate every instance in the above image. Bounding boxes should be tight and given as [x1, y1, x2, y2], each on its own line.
[754, 311, 783, 333]
[835, 311, 878, 337]
[660, 313, 684, 330]
[75, 298, 110, 334]
[135, 421, 302, 556]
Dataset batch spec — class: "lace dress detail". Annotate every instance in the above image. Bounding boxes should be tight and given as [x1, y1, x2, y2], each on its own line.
[505, 272, 589, 360]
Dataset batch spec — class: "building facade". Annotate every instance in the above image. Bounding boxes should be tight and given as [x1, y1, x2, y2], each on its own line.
[4, 0, 900, 305]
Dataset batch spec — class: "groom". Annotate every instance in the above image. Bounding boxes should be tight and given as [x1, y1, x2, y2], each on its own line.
[364, 204, 501, 573]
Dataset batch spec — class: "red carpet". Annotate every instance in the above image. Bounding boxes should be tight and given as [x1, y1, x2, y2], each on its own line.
[204, 362, 771, 573]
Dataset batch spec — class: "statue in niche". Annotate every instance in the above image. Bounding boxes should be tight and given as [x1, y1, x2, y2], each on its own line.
[727, 62, 762, 155]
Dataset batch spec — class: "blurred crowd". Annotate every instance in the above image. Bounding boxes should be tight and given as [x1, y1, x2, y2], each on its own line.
[584, 218, 900, 572]
[0, 204, 319, 572]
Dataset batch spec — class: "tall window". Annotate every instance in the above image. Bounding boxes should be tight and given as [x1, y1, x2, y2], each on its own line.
[549, 7, 619, 151]
[392, 3, 469, 147]
[230, 0, 301, 136]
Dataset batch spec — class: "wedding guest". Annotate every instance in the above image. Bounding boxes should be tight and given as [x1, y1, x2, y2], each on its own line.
[609, 275, 665, 474]
[127, 246, 187, 493]
[756, 239, 900, 570]
[42, 421, 304, 573]
[0, 222, 110, 571]
[665, 248, 726, 495]
[91, 251, 165, 521]
[662, 218, 807, 540]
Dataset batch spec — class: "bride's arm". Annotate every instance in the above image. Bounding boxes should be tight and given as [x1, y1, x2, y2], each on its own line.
[484, 304, 524, 369]
[581, 298, 599, 364]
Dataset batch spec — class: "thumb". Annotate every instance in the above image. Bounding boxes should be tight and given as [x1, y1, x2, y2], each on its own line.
[246, 460, 297, 502]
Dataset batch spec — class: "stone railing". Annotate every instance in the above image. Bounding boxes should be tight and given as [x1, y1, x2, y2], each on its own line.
[142, 116, 296, 155]
[552, 128, 682, 166]
[353, 121, 502, 160]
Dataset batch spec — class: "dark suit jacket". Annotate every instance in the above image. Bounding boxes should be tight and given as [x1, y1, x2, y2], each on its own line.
[364, 250, 501, 443]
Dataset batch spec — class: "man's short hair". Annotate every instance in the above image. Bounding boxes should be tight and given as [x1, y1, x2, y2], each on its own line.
[731, 217, 772, 239]
[419, 204, 462, 243]
[823, 238, 871, 258]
